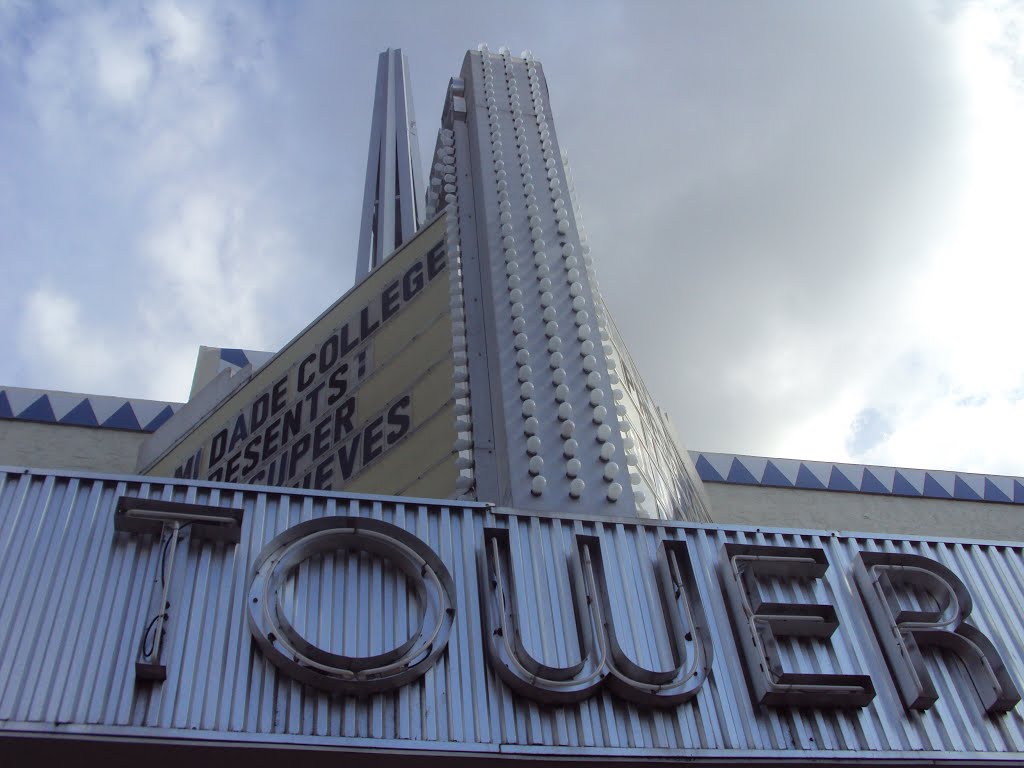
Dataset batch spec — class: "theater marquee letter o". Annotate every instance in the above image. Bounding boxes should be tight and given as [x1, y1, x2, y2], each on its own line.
[247, 516, 456, 694]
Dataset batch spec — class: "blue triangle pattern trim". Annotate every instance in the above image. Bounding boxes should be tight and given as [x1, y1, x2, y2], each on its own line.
[144, 405, 175, 432]
[923, 474, 952, 499]
[984, 478, 1011, 503]
[761, 461, 793, 487]
[102, 402, 141, 431]
[795, 464, 826, 490]
[59, 399, 98, 427]
[673, 453, 1024, 506]
[19, 395, 56, 423]
[220, 348, 250, 368]
[953, 476, 982, 501]
[891, 472, 920, 497]
[828, 466, 858, 492]
[860, 469, 890, 495]
[0, 391, 11, 419]
[727, 458, 759, 485]
[694, 455, 723, 482]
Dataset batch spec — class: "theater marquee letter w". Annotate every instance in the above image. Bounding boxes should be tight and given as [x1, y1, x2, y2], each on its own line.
[479, 528, 712, 707]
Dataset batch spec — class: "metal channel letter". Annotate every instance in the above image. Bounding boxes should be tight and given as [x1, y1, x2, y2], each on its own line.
[480, 528, 605, 703]
[854, 551, 1021, 714]
[721, 543, 875, 708]
[114, 496, 244, 682]
[246, 516, 455, 695]
[480, 528, 711, 707]
[602, 537, 714, 706]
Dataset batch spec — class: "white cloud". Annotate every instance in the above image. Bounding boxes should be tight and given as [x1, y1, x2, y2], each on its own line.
[21, 287, 120, 392]
[20, 284, 203, 401]
[140, 180, 293, 347]
[151, 0, 210, 65]
[833, 1, 1024, 473]
[84, 11, 153, 106]
[863, 394, 1024, 476]
[4, 0, 1024, 477]
[10, 2, 300, 401]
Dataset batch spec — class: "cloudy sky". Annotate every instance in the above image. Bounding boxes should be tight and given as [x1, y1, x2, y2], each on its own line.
[1, 0, 1022, 475]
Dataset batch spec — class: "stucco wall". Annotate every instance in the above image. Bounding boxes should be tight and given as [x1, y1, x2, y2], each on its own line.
[705, 481, 1024, 542]
[0, 420, 146, 474]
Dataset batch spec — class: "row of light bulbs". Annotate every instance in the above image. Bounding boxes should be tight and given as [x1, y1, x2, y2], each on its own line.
[561, 155, 650, 507]
[433, 49, 653, 509]
[432, 129, 477, 497]
[481, 49, 623, 503]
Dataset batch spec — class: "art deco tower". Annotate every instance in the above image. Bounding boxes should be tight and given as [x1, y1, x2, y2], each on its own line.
[423, 47, 709, 520]
[355, 48, 426, 280]
[142, 47, 708, 522]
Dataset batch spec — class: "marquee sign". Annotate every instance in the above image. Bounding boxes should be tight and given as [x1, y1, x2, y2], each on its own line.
[192, 246, 443, 489]
[5, 469, 1024, 761]
[115, 502, 1020, 719]
[144, 216, 461, 499]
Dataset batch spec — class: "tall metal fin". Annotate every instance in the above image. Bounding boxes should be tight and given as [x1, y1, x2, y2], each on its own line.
[356, 48, 425, 282]
[427, 48, 711, 521]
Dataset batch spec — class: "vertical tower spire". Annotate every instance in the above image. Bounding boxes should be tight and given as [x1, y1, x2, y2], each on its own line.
[427, 47, 711, 521]
[356, 48, 425, 282]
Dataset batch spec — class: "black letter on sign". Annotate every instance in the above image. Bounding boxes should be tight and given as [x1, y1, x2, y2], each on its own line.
[297, 353, 316, 392]
[386, 395, 411, 443]
[402, 260, 424, 300]
[426, 241, 446, 280]
[210, 429, 228, 467]
[854, 551, 1021, 714]
[720, 543, 875, 708]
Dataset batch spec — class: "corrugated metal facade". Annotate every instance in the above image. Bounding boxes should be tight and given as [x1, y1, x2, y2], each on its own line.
[2, 466, 1023, 763]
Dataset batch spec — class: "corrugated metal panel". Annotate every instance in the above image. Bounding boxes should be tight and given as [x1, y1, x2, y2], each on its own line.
[2, 466, 1024, 762]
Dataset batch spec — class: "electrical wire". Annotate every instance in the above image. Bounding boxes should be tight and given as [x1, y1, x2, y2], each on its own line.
[142, 610, 169, 658]
[141, 522, 193, 661]
[159, 522, 192, 588]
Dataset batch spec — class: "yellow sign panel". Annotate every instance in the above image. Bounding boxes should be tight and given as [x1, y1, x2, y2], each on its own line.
[147, 216, 457, 497]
